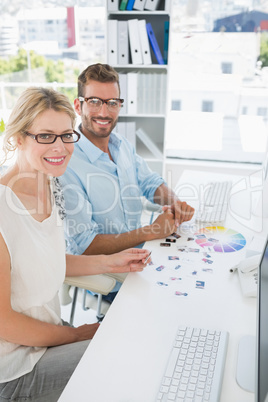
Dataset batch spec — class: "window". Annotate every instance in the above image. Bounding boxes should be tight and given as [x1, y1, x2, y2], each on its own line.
[171, 100, 181, 110]
[257, 107, 268, 117]
[221, 62, 233, 74]
[0, 3, 106, 141]
[166, 2, 268, 164]
[202, 101, 213, 113]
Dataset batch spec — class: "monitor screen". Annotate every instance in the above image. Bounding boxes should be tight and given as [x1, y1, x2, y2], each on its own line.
[257, 237, 268, 402]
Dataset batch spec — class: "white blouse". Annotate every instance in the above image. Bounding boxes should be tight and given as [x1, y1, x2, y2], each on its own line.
[0, 180, 66, 382]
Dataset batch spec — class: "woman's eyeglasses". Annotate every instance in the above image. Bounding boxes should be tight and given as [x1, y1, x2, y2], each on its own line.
[24, 130, 80, 144]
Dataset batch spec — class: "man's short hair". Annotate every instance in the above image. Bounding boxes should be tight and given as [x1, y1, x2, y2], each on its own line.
[78, 63, 120, 97]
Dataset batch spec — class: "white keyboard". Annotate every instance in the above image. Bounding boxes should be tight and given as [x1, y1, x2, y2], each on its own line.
[195, 181, 232, 223]
[157, 326, 229, 402]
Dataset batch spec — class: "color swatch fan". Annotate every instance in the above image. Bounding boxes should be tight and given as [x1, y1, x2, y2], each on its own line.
[194, 226, 246, 253]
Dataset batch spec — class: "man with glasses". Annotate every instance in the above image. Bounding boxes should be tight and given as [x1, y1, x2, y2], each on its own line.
[60, 63, 194, 301]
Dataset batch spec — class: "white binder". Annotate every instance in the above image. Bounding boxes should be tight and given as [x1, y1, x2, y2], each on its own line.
[127, 72, 138, 114]
[128, 19, 143, 65]
[144, 0, 161, 11]
[126, 121, 136, 149]
[133, 0, 146, 10]
[107, 0, 119, 11]
[107, 20, 118, 65]
[118, 73, 127, 113]
[152, 73, 158, 114]
[160, 73, 167, 114]
[164, 0, 171, 12]
[115, 122, 136, 149]
[138, 19, 152, 65]
[137, 73, 145, 114]
[115, 122, 127, 137]
[118, 21, 129, 65]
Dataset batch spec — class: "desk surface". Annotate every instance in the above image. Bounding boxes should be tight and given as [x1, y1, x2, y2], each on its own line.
[59, 170, 266, 402]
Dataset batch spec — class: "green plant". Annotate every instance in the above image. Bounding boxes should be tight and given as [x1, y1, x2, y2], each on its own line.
[0, 118, 5, 135]
[259, 33, 268, 67]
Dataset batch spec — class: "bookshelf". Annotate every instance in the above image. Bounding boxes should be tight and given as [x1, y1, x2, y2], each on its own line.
[106, 0, 170, 176]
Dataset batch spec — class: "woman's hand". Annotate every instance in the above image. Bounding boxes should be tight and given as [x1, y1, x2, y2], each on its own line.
[74, 322, 100, 342]
[106, 248, 152, 273]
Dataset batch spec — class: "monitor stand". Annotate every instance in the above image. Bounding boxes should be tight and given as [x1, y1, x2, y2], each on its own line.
[236, 335, 255, 393]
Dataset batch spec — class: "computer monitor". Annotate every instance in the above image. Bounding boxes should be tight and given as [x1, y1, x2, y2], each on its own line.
[256, 236, 268, 402]
[252, 151, 268, 218]
[236, 236, 268, 402]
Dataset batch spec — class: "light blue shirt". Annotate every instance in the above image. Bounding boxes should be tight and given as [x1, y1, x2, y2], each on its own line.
[60, 128, 164, 255]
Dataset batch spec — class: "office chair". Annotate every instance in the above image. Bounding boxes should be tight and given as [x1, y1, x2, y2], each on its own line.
[63, 200, 162, 324]
[64, 274, 117, 324]
[141, 197, 162, 224]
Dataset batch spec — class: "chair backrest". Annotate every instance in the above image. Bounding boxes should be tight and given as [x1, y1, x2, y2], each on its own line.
[141, 196, 162, 224]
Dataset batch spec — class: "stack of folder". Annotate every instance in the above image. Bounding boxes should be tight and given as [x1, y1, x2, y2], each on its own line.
[107, 18, 169, 65]
[108, 0, 169, 11]
[115, 121, 136, 148]
[119, 72, 167, 115]
[115, 122, 164, 160]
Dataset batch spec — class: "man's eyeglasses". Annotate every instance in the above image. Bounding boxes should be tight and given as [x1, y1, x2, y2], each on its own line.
[78, 96, 124, 112]
[24, 130, 80, 144]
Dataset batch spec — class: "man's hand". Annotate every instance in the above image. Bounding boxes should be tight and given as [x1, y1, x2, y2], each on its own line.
[150, 208, 177, 239]
[163, 200, 195, 227]
[153, 183, 195, 228]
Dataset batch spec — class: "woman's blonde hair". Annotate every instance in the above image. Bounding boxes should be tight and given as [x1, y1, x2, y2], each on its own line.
[2, 87, 76, 165]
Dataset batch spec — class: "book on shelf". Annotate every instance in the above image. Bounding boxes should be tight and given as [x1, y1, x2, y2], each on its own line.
[115, 121, 136, 148]
[109, 17, 168, 66]
[152, 73, 159, 114]
[107, 20, 118, 65]
[120, 71, 167, 114]
[119, 0, 128, 10]
[160, 72, 167, 114]
[163, 20, 169, 64]
[128, 19, 143, 65]
[138, 19, 152, 65]
[144, 0, 161, 10]
[136, 128, 163, 159]
[126, 121, 136, 148]
[137, 72, 148, 114]
[115, 121, 126, 137]
[118, 73, 127, 113]
[133, 0, 146, 10]
[107, 0, 119, 11]
[141, 72, 164, 114]
[126, 0, 135, 10]
[118, 21, 129, 65]
[108, 0, 170, 12]
[146, 22, 165, 65]
[127, 72, 138, 114]
[164, 0, 171, 12]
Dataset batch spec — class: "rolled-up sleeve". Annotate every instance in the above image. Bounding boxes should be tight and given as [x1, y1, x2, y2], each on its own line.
[135, 153, 165, 202]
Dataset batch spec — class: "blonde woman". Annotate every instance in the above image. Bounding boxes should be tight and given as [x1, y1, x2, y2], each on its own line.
[0, 87, 150, 402]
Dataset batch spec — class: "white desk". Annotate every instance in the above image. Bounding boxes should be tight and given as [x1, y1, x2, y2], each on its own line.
[59, 170, 267, 402]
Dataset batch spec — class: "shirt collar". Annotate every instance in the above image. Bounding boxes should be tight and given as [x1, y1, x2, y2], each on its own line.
[76, 125, 122, 163]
